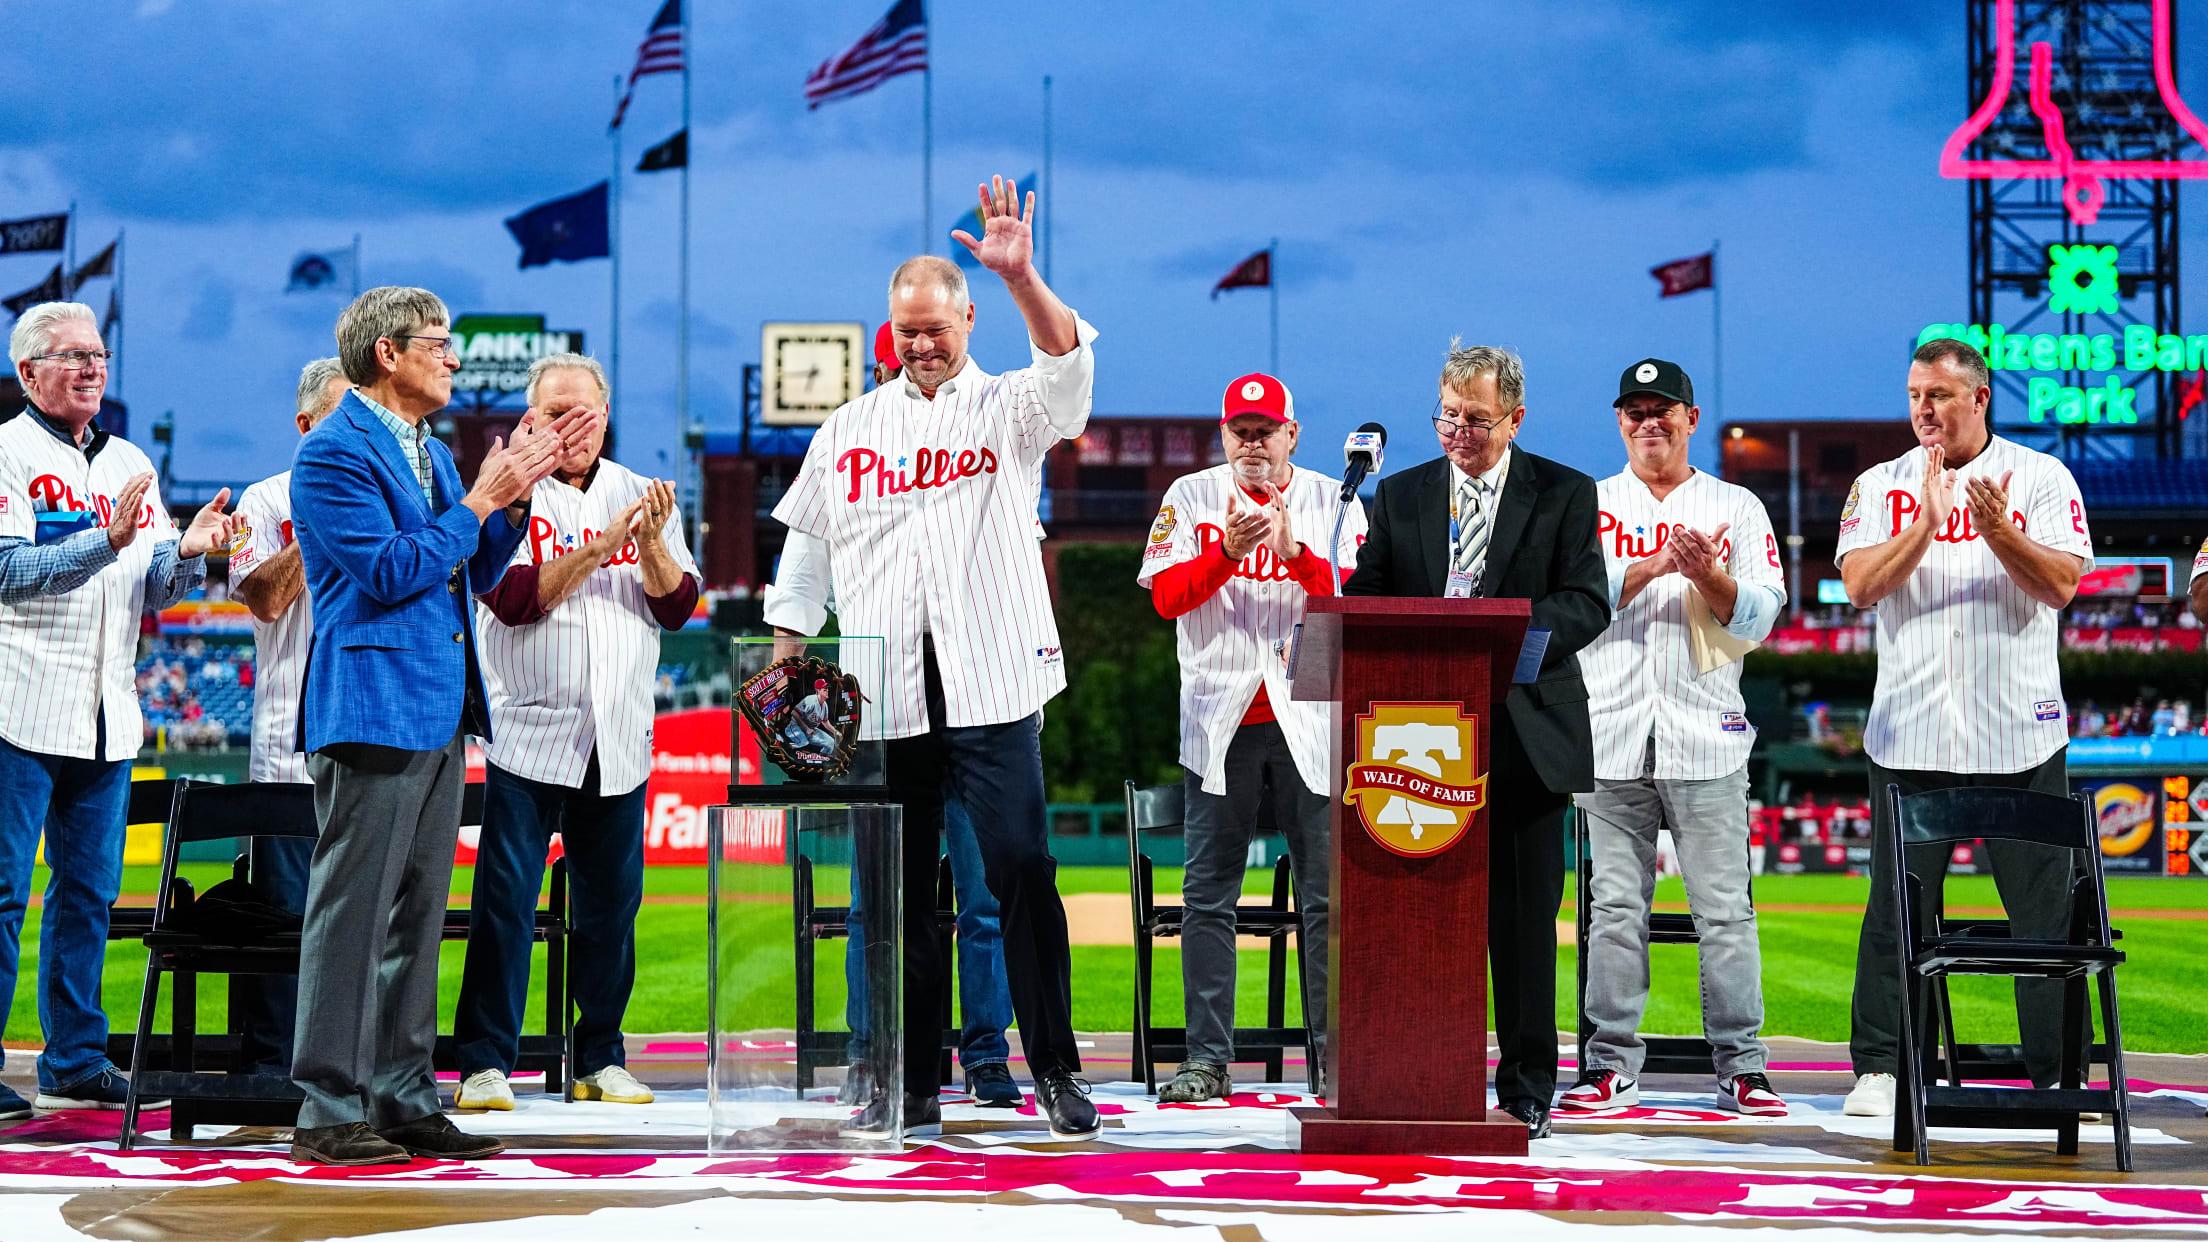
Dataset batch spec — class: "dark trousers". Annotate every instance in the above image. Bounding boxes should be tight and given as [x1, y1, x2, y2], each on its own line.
[883, 648, 1079, 1093]
[235, 830, 314, 1073]
[456, 756, 646, 1078]
[1850, 749, 2078, 1084]
[1487, 721, 1568, 1108]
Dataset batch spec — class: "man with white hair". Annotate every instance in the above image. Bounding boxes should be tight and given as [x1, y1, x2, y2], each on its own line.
[1136, 371, 1362, 1102]
[455, 352, 697, 1113]
[0, 302, 238, 1114]
[287, 287, 587, 1164]
[767, 176, 1100, 1139]
[225, 356, 351, 1076]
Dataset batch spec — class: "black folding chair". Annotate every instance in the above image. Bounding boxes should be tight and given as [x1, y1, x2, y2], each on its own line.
[121, 780, 316, 1148]
[435, 780, 574, 1099]
[104, 778, 226, 1075]
[1124, 779, 1316, 1094]
[1572, 804, 1745, 1077]
[1886, 785, 2131, 1170]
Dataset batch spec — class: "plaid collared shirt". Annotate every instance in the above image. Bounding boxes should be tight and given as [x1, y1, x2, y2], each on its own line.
[358, 393, 436, 503]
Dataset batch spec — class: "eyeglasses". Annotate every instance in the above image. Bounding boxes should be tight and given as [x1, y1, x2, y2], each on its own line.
[1431, 402, 1507, 442]
[32, 349, 112, 371]
[399, 334, 459, 360]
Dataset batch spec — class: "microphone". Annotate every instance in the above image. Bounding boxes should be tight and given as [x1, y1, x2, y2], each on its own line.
[1340, 422, 1386, 501]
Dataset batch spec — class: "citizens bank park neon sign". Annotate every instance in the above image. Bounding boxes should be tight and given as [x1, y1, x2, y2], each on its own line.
[1921, 0, 2208, 427]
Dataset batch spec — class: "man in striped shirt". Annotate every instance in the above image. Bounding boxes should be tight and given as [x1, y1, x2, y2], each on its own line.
[767, 177, 1099, 1140]
[1565, 358, 1785, 1117]
[1835, 338, 2092, 1118]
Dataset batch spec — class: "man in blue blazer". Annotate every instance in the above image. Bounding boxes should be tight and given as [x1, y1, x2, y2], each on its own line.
[287, 286, 588, 1165]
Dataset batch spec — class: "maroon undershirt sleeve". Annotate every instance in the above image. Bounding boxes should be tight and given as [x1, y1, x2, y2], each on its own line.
[479, 563, 549, 626]
[648, 573, 701, 630]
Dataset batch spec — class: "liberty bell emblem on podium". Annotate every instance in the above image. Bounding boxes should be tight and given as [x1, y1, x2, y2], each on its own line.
[1941, 0, 2208, 225]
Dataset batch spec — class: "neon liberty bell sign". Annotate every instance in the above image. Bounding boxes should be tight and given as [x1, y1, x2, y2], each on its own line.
[1923, 0, 2208, 426]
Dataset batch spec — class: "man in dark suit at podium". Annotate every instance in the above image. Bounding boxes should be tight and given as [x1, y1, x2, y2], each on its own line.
[1343, 341, 1608, 1138]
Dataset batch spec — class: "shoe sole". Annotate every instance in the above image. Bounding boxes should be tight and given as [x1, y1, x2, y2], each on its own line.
[1048, 1125, 1102, 1140]
[291, 1146, 413, 1166]
[394, 1143, 505, 1159]
[1842, 1102, 1894, 1117]
[1722, 1099, 1789, 1117]
[1558, 1090, 1639, 1113]
[0, 1107, 30, 1121]
[971, 1097, 1023, 1109]
[572, 1085, 653, 1104]
[35, 1098, 162, 1111]
[455, 1096, 515, 1112]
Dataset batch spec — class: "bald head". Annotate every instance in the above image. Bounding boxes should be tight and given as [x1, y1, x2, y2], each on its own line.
[888, 255, 969, 315]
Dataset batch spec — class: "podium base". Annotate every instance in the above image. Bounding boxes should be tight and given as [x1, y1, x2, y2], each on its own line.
[1288, 1106, 1530, 1156]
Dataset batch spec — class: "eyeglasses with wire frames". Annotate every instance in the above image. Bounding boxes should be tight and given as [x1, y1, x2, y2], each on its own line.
[1430, 399, 1508, 443]
[397, 334, 459, 360]
[31, 349, 113, 371]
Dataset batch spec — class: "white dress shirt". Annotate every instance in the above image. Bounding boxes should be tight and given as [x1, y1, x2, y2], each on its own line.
[769, 317, 1097, 739]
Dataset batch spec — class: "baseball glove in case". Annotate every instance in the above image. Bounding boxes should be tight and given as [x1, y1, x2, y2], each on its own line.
[736, 655, 864, 782]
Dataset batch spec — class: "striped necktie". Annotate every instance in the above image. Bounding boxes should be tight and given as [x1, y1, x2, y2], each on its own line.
[1452, 475, 1490, 594]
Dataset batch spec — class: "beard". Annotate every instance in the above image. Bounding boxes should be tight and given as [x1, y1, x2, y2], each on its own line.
[1231, 456, 1273, 486]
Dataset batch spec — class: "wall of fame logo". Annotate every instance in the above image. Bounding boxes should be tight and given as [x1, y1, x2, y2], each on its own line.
[1343, 702, 1487, 857]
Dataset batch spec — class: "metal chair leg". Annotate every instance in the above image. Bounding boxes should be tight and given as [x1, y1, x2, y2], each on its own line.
[2098, 969, 2133, 1173]
[120, 959, 162, 1151]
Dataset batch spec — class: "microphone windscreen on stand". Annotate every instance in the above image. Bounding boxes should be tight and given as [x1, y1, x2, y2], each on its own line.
[1339, 422, 1387, 502]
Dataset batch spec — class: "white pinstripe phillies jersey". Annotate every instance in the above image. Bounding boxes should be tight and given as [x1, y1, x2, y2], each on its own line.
[1583, 469, 1786, 781]
[1836, 436, 2093, 774]
[0, 414, 177, 761]
[230, 472, 311, 783]
[476, 458, 699, 795]
[770, 318, 1097, 739]
[1136, 463, 1366, 797]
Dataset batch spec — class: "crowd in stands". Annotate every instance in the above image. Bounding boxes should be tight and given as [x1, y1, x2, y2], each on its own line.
[136, 636, 254, 749]
[2071, 697, 2201, 738]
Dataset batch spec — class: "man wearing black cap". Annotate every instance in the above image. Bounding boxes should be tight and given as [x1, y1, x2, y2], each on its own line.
[1343, 340, 1608, 1138]
[1563, 359, 1788, 1118]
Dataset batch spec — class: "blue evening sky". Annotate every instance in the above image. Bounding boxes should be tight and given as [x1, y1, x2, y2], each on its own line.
[7, 1, 2208, 491]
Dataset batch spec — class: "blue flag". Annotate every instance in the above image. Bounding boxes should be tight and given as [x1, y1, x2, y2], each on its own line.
[950, 173, 1036, 270]
[505, 182, 611, 269]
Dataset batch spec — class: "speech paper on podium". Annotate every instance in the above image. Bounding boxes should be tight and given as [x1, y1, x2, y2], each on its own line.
[1685, 589, 1760, 674]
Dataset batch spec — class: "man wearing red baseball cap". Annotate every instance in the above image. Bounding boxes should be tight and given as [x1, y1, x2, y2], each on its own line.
[1135, 372, 1364, 1102]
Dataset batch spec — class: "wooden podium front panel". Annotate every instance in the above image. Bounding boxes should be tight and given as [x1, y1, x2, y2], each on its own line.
[1328, 620, 1498, 1125]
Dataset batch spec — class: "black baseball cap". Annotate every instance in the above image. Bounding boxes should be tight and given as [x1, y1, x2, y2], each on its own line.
[1615, 357, 1695, 407]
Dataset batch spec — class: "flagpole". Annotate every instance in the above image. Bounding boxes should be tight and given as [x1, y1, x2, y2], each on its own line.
[113, 228, 124, 402]
[679, 2, 696, 572]
[1710, 238, 1722, 425]
[65, 200, 75, 297]
[611, 73, 624, 442]
[923, 62, 934, 254]
[1042, 74, 1053, 282]
[352, 233, 362, 298]
[1268, 237, 1279, 376]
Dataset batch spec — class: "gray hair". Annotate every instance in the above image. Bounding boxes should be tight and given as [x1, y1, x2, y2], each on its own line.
[1912, 337, 1991, 390]
[887, 255, 969, 315]
[524, 352, 611, 407]
[295, 357, 349, 424]
[9, 302, 97, 367]
[1440, 338, 1525, 411]
[334, 286, 449, 385]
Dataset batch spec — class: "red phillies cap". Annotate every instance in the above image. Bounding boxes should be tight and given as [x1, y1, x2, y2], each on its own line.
[1221, 372, 1293, 423]
[873, 322, 898, 368]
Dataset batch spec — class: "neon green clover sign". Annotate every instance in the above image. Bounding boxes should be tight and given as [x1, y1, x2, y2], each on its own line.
[2047, 244, 2120, 316]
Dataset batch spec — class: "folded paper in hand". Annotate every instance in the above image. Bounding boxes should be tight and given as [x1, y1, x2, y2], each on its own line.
[1686, 589, 1760, 675]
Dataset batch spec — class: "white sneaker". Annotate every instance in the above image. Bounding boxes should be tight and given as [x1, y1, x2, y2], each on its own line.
[1843, 1072, 1897, 1117]
[573, 1065, 654, 1104]
[457, 1068, 515, 1111]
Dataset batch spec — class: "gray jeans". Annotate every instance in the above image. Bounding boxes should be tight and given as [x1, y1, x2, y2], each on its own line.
[1573, 744, 1767, 1080]
[1180, 721, 1330, 1069]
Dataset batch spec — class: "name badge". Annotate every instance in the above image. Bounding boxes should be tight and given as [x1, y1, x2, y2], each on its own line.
[1444, 569, 1476, 599]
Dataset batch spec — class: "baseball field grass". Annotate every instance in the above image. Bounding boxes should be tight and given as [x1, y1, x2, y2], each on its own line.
[6, 866, 2202, 1056]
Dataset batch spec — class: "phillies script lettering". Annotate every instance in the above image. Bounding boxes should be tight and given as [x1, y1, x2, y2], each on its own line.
[1344, 762, 1487, 810]
[1194, 522, 1297, 582]
[529, 516, 639, 567]
[27, 475, 152, 530]
[1595, 512, 1732, 562]
[1884, 490, 2024, 542]
[837, 445, 998, 503]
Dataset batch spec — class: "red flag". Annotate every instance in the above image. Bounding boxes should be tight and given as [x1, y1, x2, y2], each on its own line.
[1651, 252, 1714, 298]
[1211, 248, 1271, 300]
[2179, 369, 2207, 420]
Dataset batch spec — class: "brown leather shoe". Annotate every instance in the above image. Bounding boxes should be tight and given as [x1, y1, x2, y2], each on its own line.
[377, 1112, 505, 1159]
[292, 1121, 411, 1165]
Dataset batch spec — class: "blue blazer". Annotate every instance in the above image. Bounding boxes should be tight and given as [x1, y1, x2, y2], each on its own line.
[291, 391, 527, 752]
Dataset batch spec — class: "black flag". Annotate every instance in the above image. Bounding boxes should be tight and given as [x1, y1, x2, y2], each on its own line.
[637, 129, 687, 173]
[0, 213, 67, 255]
[2, 264, 65, 317]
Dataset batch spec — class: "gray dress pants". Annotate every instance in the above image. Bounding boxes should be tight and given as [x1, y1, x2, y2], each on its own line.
[292, 730, 466, 1130]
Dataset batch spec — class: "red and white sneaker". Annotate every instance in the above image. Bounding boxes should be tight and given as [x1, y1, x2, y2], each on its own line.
[1720, 1072, 1787, 1116]
[1557, 1069, 1638, 1113]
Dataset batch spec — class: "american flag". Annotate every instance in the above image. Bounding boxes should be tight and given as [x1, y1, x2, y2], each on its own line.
[805, 0, 927, 110]
[611, 0, 684, 131]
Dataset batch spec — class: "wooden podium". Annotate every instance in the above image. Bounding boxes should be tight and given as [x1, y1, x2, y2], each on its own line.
[1286, 596, 1532, 1156]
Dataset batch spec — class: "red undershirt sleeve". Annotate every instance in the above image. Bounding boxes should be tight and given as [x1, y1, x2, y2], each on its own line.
[1284, 544, 1336, 596]
[1149, 546, 1239, 619]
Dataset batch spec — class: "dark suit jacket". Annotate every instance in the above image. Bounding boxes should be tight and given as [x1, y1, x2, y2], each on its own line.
[1343, 449, 1610, 794]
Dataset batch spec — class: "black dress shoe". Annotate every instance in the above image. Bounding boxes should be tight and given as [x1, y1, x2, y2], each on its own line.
[1036, 1070, 1099, 1140]
[378, 1112, 505, 1159]
[292, 1121, 411, 1166]
[1499, 1098, 1552, 1139]
[844, 1092, 942, 1138]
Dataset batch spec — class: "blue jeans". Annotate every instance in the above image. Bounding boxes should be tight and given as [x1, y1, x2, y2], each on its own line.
[844, 795, 1012, 1067]
[0, 735, 129, 1091]
[454, 759, 646, 1077]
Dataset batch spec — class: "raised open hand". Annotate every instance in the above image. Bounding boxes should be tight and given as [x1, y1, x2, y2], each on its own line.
[1965, 469, 2014, 536]
[106, 473, 155, 553]
[178, 487, 240, 560]
[1922, 445, 1956, 530]
[1259, 481, 1298, 562]
[949, 175, 1035, 279]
